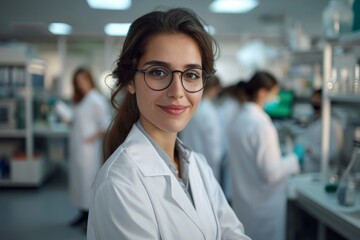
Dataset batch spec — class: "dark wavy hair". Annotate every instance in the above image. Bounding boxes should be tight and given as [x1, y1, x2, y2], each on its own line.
[235, 71, 278, 103]
[104, 8, 219, 160]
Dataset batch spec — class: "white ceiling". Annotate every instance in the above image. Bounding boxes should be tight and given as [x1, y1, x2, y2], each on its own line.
[0, 0, 329, 41]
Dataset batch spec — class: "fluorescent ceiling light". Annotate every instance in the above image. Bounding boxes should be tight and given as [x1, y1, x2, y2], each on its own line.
[48, 23, 72, 35]
[104, 23, 131, 36]
[87, 0, 131, 10]
[204, 25, 216, 35]
[210, 0, 258, 13]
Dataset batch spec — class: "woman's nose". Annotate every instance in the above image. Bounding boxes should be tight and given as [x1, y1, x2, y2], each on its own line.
[166, 72, 184, 98]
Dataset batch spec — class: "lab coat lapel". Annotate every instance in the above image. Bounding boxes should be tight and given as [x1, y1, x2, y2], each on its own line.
[188, 153, 215, 238]
[126, 125, 207, 237]
[168, 174, 206, 236]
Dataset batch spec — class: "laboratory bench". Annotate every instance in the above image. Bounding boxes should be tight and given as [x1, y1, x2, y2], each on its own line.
[288, 173, 360, 240]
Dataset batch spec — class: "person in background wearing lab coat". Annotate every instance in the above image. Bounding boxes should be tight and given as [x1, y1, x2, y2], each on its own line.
[180, 75, 223, 181]
[227, 71, 300, 240]
[216, 80, 247, 203]
[295, 89, 344, 172]
[87, 8, 250, 240]
[55, 67, 111, 229]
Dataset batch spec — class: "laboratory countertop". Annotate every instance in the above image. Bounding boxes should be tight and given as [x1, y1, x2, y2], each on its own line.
[288, 173, 360, 240]
[34, 123, 69, 137]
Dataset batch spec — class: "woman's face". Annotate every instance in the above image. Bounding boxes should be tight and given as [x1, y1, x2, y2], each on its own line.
[128, 33, 203, 135]
[76, 72, 93, 95]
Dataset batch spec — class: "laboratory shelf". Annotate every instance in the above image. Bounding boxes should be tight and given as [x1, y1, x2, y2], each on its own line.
[290, 50, 323, 64]
[34, 124, 69, 137]
[0, 56, 53, 188]
[0, 129, 27, 137]
[327, 94, 360, 103]
[330, 31, 360, 47]
[0, 179, 39, 187]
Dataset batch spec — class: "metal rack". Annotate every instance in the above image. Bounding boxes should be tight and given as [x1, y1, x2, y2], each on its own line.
[321, 32, 360, 182]
[0, 58, 55, 187]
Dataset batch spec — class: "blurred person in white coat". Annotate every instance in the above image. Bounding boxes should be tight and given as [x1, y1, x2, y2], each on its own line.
[87, 8, 250, 240]
[216, 81, 247, 202]
[180, 75, 223, 180]
[227, 71, 301, 240]
[295, 89, 344, 172]
[55, 67, 111, 228]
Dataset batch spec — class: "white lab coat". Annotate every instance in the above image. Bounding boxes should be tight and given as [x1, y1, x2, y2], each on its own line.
[296, 117, 343, 172]
[181, 98, 223, 180]
[56, 90, 111, 210]
[227, 102, 299, 240]
[87, 124, 251, 240]
[217, 96, 240, 201]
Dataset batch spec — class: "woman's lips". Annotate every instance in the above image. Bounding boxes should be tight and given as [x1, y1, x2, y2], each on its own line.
[160, 105, 187, 115]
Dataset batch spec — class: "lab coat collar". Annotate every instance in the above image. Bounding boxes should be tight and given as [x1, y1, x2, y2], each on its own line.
[124, 125, 171, 176]
[243, 102, 270, 121]
[123, 124, 207, 238]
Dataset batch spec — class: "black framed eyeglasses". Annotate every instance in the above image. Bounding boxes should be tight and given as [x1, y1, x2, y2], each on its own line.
[135, 65, 210, 93]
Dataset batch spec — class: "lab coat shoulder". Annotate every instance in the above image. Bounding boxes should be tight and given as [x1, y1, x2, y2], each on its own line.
[235, 103, 274, 147]
[88, 125, 250, 240]
[86, 90, 111, 130]
[88, 143, 161, 239]
[237, 103, 299, 184]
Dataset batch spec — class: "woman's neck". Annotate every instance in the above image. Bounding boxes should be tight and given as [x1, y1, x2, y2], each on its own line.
[152, 131, 178, 165]
[139, 118, 178, 167]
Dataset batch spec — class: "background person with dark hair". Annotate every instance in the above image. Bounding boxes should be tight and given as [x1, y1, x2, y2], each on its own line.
[55, 67, 111, 230]
[226, 71, 301, 240]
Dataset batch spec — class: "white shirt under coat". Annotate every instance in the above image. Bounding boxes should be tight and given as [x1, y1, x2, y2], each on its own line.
[87, 123, 250, 240]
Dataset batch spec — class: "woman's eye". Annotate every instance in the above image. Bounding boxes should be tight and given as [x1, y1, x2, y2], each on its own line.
[185, 71, 201, 80]
[147, 66, 170, 78]
[148, 69, 168, 78]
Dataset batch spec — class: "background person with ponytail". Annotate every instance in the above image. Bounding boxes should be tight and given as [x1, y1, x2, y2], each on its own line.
[226, 71, 301, 240]
[55, 67, 111, 230]
[87, 8, 250, 240]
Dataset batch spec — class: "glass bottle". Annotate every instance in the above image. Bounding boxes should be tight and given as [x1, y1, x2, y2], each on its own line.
[322, 0, 354, 39]
[327, 68, 339, 93]
[354, 64, 360, 94]
[337, 174, 356, 206]
[339, 67, 350, 93]
[336, 132, 360, 206]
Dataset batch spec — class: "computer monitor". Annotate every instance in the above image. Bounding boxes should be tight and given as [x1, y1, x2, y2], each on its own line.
[265, 90, 294, 119]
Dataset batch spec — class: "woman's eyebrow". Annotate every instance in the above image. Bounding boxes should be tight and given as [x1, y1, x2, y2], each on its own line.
[142, 60, 169, 67]
[184, 63, 202, 69]
[142, 60, 202, 69]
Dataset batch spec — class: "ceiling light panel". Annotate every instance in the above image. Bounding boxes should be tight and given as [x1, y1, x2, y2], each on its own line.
[104, 23, 131, 36]
[87, 0, 131, 10]
[209, 0, 258, 13]
[48, 23, 72, 35]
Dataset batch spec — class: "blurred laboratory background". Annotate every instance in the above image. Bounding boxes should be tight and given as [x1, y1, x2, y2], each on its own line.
[1, 0, 360, 239]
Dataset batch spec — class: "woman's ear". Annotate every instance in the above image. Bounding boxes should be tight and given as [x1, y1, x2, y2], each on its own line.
[127, 80, 136, 94]
[257, 88, 267, 101]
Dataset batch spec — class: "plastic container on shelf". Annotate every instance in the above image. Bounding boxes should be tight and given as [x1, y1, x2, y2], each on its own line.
[352, 0, 360, 31]
[322, 0, 354, 39]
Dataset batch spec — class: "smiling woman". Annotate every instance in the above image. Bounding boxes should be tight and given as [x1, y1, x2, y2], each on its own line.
[87, 7, 250, 240]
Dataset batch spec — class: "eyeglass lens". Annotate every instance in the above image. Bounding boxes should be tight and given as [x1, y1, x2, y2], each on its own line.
[143, 65, 207, 92]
